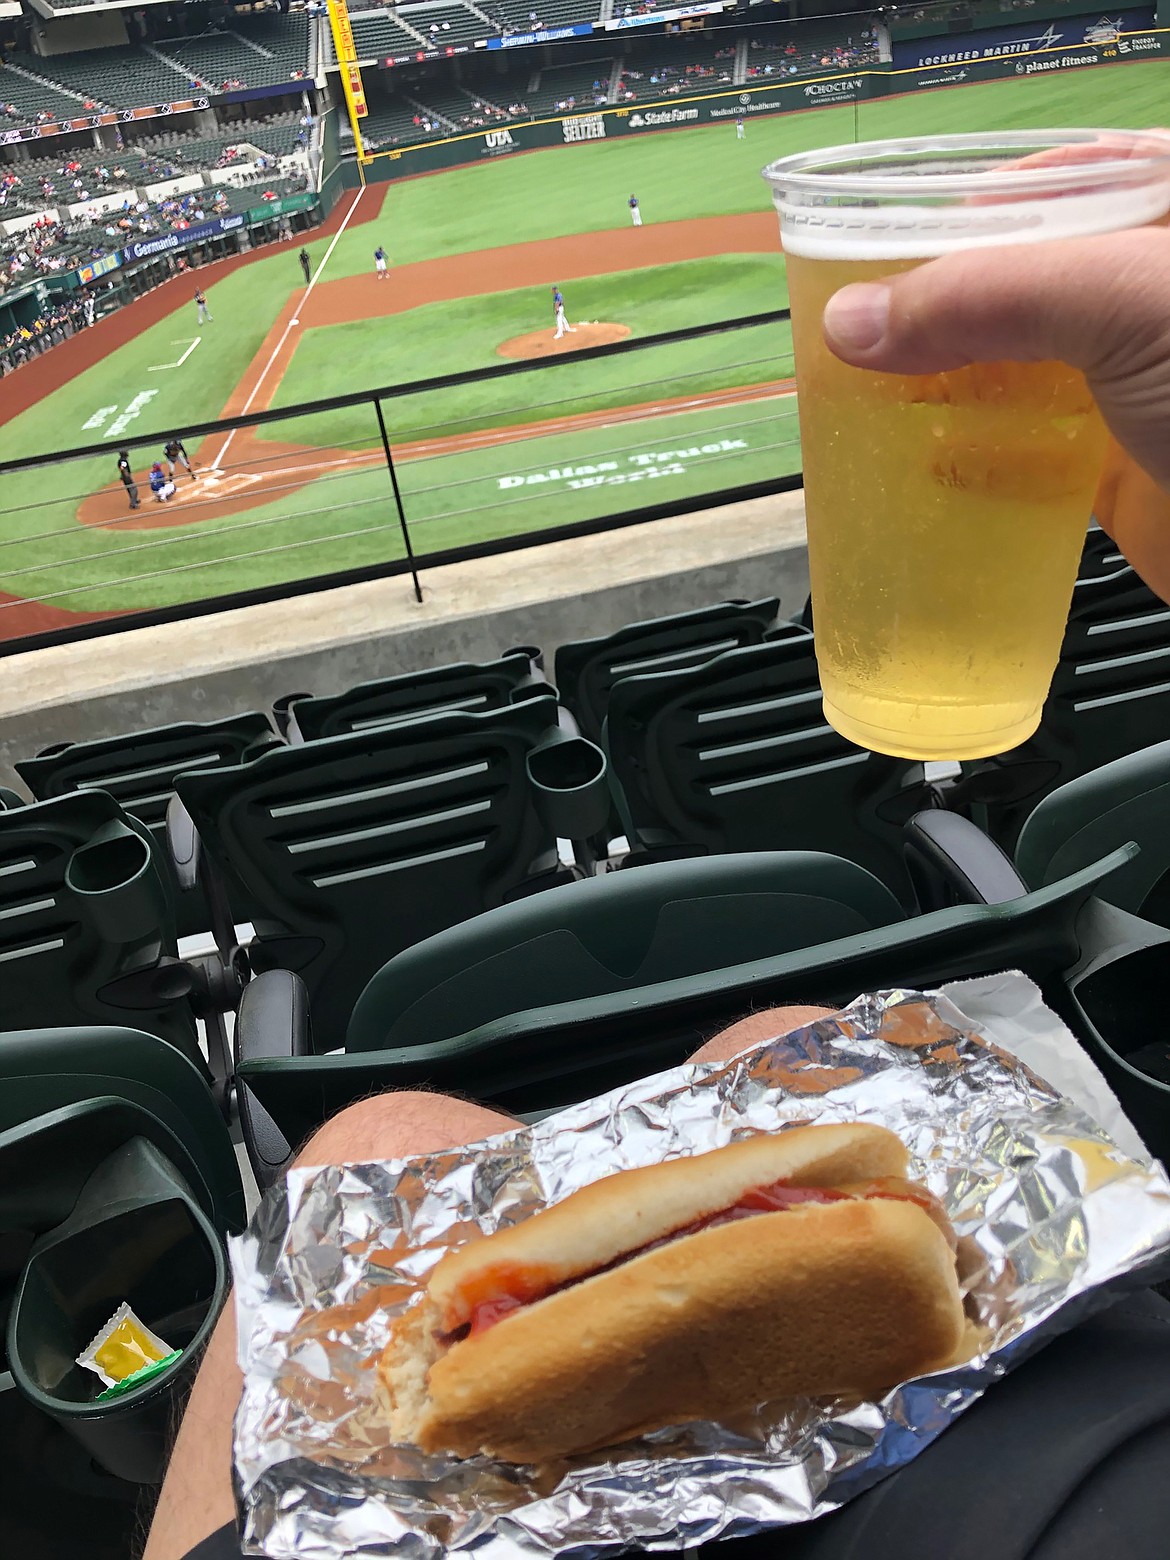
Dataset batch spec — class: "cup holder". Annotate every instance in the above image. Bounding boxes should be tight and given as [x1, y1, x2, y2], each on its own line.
[7, 1140, 228, 1484]
[527, 734, 611, 840]
[65, 821, 168, 944]
[1071, 944, 1170, 1159]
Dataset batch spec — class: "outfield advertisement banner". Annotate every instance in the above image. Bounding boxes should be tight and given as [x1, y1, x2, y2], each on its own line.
[893, 7, 1156, 67]
[121, 212, 246, 263]
[364, 20, 1168, 178]
[0, 97, 210, 147]
[486, 22, 592, 48]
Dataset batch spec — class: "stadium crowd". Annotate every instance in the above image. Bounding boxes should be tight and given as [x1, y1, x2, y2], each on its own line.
[0, 293, 91, 375]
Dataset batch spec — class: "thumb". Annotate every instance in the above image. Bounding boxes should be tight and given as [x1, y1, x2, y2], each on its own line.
[821, 226, 1170, 491]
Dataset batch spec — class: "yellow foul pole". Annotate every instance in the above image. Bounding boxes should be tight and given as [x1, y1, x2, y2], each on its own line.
[327, 0, 369, 168]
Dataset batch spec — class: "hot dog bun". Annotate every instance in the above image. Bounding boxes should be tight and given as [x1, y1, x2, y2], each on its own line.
[380, 1125, 966, 1463]
[429, 1122, 909, 1331]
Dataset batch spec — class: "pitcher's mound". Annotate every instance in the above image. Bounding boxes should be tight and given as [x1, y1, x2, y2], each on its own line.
[497, 321, 631, 360]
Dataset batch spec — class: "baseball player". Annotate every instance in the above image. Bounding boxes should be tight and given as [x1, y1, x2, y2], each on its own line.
[553, 285, 575, 340]
[117, 448, 139, 511]
[149, 462, 176, 502]
[194, 286, 212, 323]
[164, 435, 195, 482]
[736, 115, 745, 140]
[374, 244, 388, 279]
[299, 247, 311, 285]
[628, 193, 642, 227]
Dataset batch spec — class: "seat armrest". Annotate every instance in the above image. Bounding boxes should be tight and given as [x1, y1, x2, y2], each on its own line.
[236, 971, 313, 1188]
[904, 809, 1029, 910]
[166, 792, 200, 894]
[237, 969, 313, 1060]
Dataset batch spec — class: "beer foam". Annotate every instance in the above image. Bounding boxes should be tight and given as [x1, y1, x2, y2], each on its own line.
[775, 183, 1170, 260]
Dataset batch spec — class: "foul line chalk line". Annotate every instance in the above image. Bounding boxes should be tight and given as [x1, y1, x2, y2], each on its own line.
[148, 336, 202, 372]
[210, 189, 365, 473]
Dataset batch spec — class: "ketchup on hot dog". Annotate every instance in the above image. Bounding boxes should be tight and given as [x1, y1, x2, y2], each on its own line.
[452, 1177, 944, 1341]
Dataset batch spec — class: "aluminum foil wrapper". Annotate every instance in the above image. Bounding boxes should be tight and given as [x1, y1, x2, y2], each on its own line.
[233, 983, 1170, 1558]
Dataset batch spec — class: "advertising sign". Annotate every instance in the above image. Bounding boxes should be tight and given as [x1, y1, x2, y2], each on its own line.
[122, 213, 245, 263]
[893, 8, 1154, 67]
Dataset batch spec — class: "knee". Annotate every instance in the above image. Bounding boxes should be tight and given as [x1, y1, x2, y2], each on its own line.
[293, 1089, 519, 1169]
[688, 1004, 837, 1067]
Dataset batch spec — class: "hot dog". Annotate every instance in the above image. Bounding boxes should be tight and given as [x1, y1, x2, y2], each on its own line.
[380, 1123, 967, 1463]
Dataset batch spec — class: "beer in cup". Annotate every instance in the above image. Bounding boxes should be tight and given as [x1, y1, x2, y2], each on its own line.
[764, 131, 1170, 760]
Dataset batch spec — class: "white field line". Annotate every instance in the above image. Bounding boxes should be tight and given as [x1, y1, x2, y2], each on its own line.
[147, 335, 201, 372]
[210, 188, 365, 472]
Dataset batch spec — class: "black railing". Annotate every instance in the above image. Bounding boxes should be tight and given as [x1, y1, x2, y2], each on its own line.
[0, 309, 799, 656]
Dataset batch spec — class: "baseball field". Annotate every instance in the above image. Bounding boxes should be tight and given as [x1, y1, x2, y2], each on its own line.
[0, 59, 1167, 641]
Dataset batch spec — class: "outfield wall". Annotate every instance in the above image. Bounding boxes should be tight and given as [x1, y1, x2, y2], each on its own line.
[358, 11, 1168, 180]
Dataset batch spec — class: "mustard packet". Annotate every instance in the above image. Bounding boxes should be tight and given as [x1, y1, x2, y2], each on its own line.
[77, 1302, 174, 1389]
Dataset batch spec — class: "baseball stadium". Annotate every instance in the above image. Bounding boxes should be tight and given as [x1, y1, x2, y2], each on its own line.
[3, 0, 1170, 1552]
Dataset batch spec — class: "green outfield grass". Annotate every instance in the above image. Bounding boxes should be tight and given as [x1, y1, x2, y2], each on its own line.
[0, 58, 1166, 619]
[261, 256, 791, 450]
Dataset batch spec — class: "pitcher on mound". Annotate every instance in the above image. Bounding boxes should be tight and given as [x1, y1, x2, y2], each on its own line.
[553, 284, 575, 340]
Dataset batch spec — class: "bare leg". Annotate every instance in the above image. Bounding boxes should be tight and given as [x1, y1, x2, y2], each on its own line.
[144, 1006, 833, 1558]
[689, 1004, 836, 1067]
[143, 1093, 519, 1560]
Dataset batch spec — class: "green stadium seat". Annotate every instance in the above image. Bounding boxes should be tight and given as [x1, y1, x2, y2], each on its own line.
[15, 716, 282, 941]
[554, 598, 782, 746]
[283, 650, 555, 743]
[233, 841, 1141, 1177]
[603, 635, 917, 902]
[0, 792, 219, 1081]
[175, 702, 610, 1055]
[1013, 740, 1170, 926]
[0, 1028, 242, 1485]
[953, 544, 1170, 847]
[906, 804, 1170, 1162]
[0, 1026, 243, 1232]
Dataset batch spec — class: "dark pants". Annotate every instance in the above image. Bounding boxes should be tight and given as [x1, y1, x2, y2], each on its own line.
[124, 482, 139, 510]
[182, 1290, 1170, 1560]
[300, 261, 311, 284]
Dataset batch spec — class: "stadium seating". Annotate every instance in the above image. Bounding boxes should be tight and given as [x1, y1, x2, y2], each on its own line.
[238, 12, 314, 78]
[905, 797, 1170, 1157]
[603, 635, 918, 901]
[8, 48, 193, 112]
[0, 62, 87, 128]
[15, 713, 282, 939]
[1013, 740, 1170, 927]
[555, 598, 783, 746]
[158, 18, 311, 92]
[525, 59, 613, 116]
[490, 0, 600, 33]
[174, 702, 609, 1054]
[618, 36, 736, 101]
[955, 549, 1170, 848]
[348, 8, 434, 61]
[407, 2, 492, 49]
[233, 835, 1142, 1164]
[282, 650, 555, 742]
[408, 81, 517, 130]
[340, 94, 441, 149]
[744, 20, 878, 80]
[0, 790, 239, 1091]
[1, 1026, 242, 1485]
